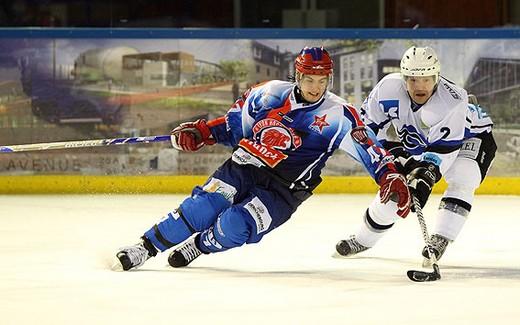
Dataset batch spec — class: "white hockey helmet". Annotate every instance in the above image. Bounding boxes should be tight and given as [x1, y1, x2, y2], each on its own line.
[400, 46, 440, 81]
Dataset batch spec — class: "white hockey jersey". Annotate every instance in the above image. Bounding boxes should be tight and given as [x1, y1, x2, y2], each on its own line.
[360, 73, 470, 175]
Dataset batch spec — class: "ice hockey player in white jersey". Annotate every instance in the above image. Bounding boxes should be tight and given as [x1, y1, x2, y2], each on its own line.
[114, 47, 412, 271]
[336, 46, 496, 263]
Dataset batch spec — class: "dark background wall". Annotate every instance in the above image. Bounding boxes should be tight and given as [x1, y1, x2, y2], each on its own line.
[0, 0, 518, 28]
[385, 0, 512, 27]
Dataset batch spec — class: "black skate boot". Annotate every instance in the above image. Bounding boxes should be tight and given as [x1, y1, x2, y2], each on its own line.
[422, 234, 449, 266]
[335, 235, 369, 257]
[168, 235, 203, 267]
[115, 237, 157, 271]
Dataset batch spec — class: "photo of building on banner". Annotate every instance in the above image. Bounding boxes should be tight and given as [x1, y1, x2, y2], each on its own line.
[0, 38, 519, 177]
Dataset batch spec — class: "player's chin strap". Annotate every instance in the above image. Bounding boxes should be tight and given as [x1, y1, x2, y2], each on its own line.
[406, 195, 442, 282]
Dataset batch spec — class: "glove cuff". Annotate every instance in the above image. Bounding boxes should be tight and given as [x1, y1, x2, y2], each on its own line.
[374, 154, 399, 185]
[195, 119, 216, 145]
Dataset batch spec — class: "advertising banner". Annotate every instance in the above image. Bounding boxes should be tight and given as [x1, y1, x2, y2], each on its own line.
[0, 36, 518, 176]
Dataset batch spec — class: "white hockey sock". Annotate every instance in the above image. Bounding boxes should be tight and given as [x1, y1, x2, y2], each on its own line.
[355, 194, 400, 247]
[355, 221, 387, 248]
[434, 208, 467, 241]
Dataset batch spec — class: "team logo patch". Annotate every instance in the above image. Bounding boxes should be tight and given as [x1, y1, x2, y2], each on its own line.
[237, 118, 301, 168]
[253, 119, 301, 150]
[351, 126, 370, 145]
[309, 114, 330, 134]
[243, 197, 272, 235]
[396, 124, 428, 154]
[202, 178, 237, 203]
[378, 100, 400, 118]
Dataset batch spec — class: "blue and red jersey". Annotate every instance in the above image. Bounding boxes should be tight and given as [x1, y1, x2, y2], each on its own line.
[207, 80, 394, 190]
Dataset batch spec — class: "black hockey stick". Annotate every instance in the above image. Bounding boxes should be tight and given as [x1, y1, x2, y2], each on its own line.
[407, 196, 441, 282]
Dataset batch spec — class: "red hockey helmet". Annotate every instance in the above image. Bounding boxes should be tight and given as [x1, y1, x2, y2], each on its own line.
[294, 47, 333, 76]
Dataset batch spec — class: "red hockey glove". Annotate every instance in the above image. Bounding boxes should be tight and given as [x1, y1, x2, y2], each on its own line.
[379, 171, 411, 218]
[170, 119, 216, 151]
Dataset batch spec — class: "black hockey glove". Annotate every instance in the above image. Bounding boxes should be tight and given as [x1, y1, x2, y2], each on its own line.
[382, 142, 411, 174]
[384, 142, 411, 160]
[406, 162, 441, 210]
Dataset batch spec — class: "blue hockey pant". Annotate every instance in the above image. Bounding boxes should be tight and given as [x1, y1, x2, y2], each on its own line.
[144, 159, 311, 254]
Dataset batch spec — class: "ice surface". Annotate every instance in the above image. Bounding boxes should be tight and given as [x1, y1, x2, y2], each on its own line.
[1, 194, 519, 325]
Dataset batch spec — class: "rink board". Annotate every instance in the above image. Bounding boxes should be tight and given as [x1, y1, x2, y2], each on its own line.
[0, 175, 518, 195]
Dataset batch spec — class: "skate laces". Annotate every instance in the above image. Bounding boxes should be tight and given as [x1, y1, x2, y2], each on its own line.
[429, 234, 449, 256]
[121, 242, 150, 267]
[347, 235, 368, 254]
[178, 239, 202, 262]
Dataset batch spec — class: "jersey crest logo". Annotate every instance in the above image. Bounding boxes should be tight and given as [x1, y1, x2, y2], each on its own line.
[378, 100, 399, 119]
[396, 124, 428, 154]
[261, 128, 291, 149]
[309, 114, 330, 134]
[252, 118, 302, 150]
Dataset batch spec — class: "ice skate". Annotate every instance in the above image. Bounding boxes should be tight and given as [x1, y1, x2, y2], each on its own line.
[334, 235, 369, 258]
[422, 234, 449, 267]
[114, 238, 157, 271]
[168, 236, 203, 267]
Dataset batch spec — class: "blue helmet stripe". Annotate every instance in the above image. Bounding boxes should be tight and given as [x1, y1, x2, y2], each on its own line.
[303, 47, 323, 61]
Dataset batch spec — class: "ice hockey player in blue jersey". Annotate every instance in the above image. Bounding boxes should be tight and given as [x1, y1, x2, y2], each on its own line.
[335, 46, 497, 264]
[114, 46, 412, 271]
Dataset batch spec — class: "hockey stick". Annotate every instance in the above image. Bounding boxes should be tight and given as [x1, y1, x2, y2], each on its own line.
[0, 135, 172, 153]
[407, 195, 442, 282]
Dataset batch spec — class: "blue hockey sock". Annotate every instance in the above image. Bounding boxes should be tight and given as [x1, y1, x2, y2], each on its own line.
[144, 209, 194, 251]
[197, 208, 251, 253]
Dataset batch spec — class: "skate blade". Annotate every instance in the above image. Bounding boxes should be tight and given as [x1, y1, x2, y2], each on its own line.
[332, 251, 353, 259]
[110, 257, 124, 272]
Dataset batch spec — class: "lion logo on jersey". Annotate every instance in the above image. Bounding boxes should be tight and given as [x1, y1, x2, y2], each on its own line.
[252, 119, 302, 150]
[261, 128, 291, 149]
[396, 124, 428, 154]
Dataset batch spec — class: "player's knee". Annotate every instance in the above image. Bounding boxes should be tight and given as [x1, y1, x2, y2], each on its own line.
[214, 208, 252, 248]
[445, 159, 480, 189]
[444, 182, 477, 206]
[180, 186, 232, 231]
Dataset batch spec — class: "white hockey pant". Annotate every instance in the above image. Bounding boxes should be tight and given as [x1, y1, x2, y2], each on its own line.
[436, 157, 481, 241]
